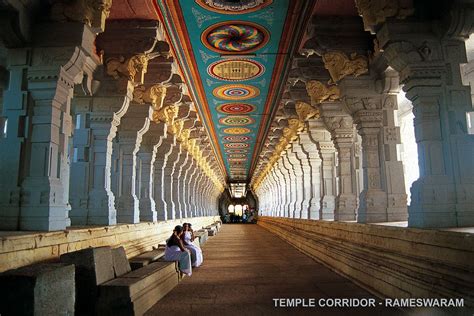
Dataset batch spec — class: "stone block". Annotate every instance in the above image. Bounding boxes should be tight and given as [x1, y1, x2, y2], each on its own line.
[129, 250, 165, 271]
[194, 230, 208, 245]
[112, 247, 131, 277]
[60, 246, 115, 315]
[0, 263, 75, 316]
[97, 261, 178, 316]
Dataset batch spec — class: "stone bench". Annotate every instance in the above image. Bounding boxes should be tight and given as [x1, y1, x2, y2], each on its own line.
[129, 249, 165, 270]
[204, 225, 217, 236]
[97, 261, 179, 316]
[0, 263, 75, 315]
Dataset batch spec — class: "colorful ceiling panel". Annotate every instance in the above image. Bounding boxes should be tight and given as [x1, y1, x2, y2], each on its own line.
[155, 0, 312, 181]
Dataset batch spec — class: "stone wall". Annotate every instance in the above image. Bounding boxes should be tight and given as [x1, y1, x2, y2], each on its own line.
[258, 216, 474, 306]
[0, 216, 219, 272]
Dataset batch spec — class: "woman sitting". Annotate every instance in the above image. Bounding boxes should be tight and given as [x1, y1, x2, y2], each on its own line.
[182, 223, 203, 268]
[164, 225, 192, 276]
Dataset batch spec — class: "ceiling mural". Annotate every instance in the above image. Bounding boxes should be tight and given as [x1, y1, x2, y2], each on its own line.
[155, 0, 312, 181]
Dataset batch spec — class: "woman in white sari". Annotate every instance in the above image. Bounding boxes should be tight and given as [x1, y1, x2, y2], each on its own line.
[164, 225, 192, 276]
[182, 223, 203, 268]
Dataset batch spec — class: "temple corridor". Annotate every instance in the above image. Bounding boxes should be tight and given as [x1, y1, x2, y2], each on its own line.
[0, 0, 474, 315]
[146, 224, 393, 316]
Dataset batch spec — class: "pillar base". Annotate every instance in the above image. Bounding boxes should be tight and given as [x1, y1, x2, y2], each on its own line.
[408, 179, 457, 228]
[357, 190, 388, 223]
[116, 197, 139, 224]
[320, 196, 335, 220]
[335, 194, 357, 221]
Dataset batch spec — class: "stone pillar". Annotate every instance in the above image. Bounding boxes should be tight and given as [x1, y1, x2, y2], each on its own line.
[307, 122, 335, 220]
[187, 160, 199, 218]
[287, 147, 304, 218]
[0, 49, 30, 229]
[321, 102, 358, 221]
[341, 73, 408, 223]
[181, 154, 195, 218]
[18, 23, 99, 230]
[113, 104, 151, 223]
[292, 138, 312, 219]
[137, 120, 166, 222]
[284, 156, 295, 217]
[296, 135, 318, 220]
[379, 20, 474, 227]
[175, 150, 190, 218]
[153, 133, 173, 221]
[275, 160, 288, 217]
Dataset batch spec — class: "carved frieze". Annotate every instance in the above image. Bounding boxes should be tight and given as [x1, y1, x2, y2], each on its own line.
[322, 52, 368, 83]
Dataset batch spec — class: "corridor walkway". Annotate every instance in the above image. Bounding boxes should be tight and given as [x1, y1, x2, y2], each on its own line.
[146, 224, 402, 315]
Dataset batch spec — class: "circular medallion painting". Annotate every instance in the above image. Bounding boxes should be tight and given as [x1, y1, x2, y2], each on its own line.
[208, 59, 264, 81]
[222, 135, 251, 142]
[219, 115, 255, 126]
[217, 103, 255, 114]
[202, 22, 269, 54]
[213, 84, 259, 100]
[222, 127, 251, 134]
[196, 0, 273, 14]
[224, 143, 249, 148]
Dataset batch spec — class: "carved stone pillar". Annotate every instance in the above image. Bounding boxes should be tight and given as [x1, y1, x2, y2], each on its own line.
[181, 152, 195, 218]
[292, 137, 313, 219]
[287, 147, 304, 218]
[276, 159, 288, 217]
[298, 134, 321, 219]
[307, 121, 335, 220]
[281, 153, 295, 218]
[321, 102, 358, 221]
[269, 169, 279, 216]
[379, 20, 474, 227]
[9, 23, 99, 231]
[136, 121, 166, 222]
[112, 104, 151, 223]
[341, 73, 408, 223]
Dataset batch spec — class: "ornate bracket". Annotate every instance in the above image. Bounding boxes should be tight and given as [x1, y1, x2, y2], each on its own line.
[133, 84, 168, 110]
[306, 80, 341, 104]
[322, 52, 368, 83]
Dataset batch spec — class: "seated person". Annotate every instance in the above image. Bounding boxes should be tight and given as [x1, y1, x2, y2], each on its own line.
[164, 225, 192, 276]
[182, 223, 203, 268]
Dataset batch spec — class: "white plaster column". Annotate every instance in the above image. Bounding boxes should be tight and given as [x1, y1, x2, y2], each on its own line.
[293, 138, 313, 219]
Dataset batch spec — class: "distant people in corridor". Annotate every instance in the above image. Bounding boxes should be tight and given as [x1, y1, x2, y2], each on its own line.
[164, 225, 192, 276]
[182, 223, 203, 267]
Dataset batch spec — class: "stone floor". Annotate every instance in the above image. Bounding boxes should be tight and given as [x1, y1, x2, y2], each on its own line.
[146, 224, 413, 315]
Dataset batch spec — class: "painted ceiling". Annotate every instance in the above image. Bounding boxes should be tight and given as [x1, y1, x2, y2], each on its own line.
[155, 0, 313, 182]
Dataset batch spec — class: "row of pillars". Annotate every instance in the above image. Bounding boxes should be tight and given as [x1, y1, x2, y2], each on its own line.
[256, 14, 474, 228]
[0, 19, 223, 231]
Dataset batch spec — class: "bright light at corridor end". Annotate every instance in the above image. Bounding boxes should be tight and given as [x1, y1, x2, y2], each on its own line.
[230, 183, 247, 198]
